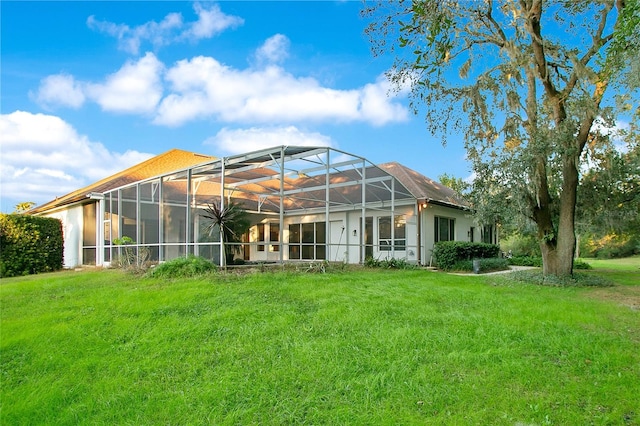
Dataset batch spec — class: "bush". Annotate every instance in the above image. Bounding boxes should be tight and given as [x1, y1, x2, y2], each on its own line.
[364, 257, 417, 270]
[581, 233, 639, 259]
[0, 214, 63, 277]
[147, 255, 217, 279]
[508, 256, 543, 267]
[433, 241, 500, 271]
[573, 258, 592, 270]
[507, 270, 613, 287]
[451, 257, 509, 273]
[500, 233, 540, 257]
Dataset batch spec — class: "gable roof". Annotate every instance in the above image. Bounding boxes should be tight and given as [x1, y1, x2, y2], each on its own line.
[31, 149, 215, 214]
[378, 162, 470, 210]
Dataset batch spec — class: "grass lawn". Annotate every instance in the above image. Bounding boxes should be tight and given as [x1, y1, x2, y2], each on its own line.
[1, 262, 639, 425]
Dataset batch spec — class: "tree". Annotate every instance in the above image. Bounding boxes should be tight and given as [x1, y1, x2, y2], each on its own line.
[577, 135, 640, 237]
[13, 202, 35, 213]
[365, 0, 639, 276]
[201, 201, 250, 267]
[438, 173, 469, 196]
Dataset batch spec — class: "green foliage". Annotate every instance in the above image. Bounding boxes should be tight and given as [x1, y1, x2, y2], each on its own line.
[364, 257, 417, 269]
[437, 173, 469, 195]
[201, 201, 250, 265]
[573, 259, 593, 270]
[147, 255, 217, 279]
[581, 233, 640, 259]
[507, 270, 612, 287]
[508, 256, 543, 267]
[451, 257, 509, 273]
[433, 241, 500, 271]
[111, 236, 151, 273]
[500, 233, 540, 257]
[364, 1, 639, 277]
[13, 202, 35, 213]
[0, 213, 63, 277]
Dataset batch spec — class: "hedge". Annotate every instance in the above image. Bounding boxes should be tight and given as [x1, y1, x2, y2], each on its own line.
[0, 214, 64, 277]
[433, 241, 500, 271]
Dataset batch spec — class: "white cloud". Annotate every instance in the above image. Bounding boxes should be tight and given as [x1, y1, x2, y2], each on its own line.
[35, 53, 164, 114]
[0, 111, 153, 206]
[155, 55, 408, 127]
[181, 3, 244, 41]
[204, 126, 334, 155]
[87, 3, 243, 55]
[85, 53, 164, 113]
[255, 34, 290, 65]
[32, 74, 86, 109]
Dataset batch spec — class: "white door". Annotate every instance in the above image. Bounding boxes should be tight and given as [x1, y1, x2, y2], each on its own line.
[329, 220, 346, 262]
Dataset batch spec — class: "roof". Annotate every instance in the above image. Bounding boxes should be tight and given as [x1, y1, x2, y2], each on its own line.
[31, 149, 216, 214]
[31, 146, 469, 215]
[378, 162, 470, 210]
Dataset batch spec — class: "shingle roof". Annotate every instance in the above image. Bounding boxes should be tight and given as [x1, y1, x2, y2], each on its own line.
[31, 149, 216, 214]
[378, 162, 470, 210]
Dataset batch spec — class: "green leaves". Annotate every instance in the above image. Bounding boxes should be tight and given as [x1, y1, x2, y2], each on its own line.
[0, 214, 63, 277]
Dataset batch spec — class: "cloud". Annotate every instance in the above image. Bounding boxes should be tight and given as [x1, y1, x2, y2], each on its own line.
[32, 74, 85, 109]
[33, 37, 408, 127]
[0, 111, 153, 207]
[155, 56, 408, 127]
[255, 34, 290, 65]
[87, 3, 243, 55]
[204, 126, 334, 155]
[85, 53, 164, 113]
[181, 3, 244, 41]
[34, 53, 164, 114]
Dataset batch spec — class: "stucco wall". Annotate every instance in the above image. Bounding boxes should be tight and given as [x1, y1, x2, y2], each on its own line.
[42, 204, 83, 268]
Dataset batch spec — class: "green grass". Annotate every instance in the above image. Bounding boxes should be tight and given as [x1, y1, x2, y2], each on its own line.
[1, 265, 639, 425]
[583, 255, 640, 286]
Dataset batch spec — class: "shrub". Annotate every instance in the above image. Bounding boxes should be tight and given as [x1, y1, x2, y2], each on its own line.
[364, 257, 417, 270]
[581, 233, 639, 259]
[508, 256, 543, 267]
[573, 258, 592, 270]
[451, 257, 509, 273]
[111, 236, 152, 273]
[500, 233, 540, 257]
[433, 241, 500, 271]
[508, 270, 613, 287]
[0, 214, 63, 277]
[147, 255, 217, 279]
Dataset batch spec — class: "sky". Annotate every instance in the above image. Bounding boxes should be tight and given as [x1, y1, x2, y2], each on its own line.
[0, 1, 471, 213]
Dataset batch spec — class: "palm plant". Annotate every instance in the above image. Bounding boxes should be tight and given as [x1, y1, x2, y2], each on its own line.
[201, 200, 250, 267]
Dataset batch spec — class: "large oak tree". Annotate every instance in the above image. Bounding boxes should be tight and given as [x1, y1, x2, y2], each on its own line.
[365, 0, 639, 276]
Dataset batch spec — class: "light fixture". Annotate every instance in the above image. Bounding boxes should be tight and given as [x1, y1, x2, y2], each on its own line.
[353, 229, 357, 237]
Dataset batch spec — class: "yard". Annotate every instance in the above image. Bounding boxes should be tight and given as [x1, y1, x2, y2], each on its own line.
[1, 258, 638, 425]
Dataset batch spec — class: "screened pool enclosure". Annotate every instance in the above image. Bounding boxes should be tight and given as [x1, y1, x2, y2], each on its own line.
[86, 146, 453, 266]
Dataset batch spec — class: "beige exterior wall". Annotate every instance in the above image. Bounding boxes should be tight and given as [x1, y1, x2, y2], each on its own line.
[42, 204, 84, 268]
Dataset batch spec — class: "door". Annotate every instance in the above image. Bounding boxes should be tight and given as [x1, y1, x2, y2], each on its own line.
[329, 220, 346, 262]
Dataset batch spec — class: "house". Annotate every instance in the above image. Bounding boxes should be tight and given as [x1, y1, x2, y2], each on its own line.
[31, 146, 497, 268]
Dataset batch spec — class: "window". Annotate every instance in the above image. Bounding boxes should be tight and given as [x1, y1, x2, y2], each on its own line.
[289, 222, 325, 260]
[378, 215, 406, 251]
[257, 223, 265, 251]
[270, 223, 280, 251]
[435, 216, 455, 242]
[257, 223, 279, 252]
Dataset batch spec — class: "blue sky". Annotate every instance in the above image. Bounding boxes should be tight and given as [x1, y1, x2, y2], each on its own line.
[1, 1, 470, 213]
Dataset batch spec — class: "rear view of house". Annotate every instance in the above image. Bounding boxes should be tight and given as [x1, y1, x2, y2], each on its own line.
[32, 146, 496, 268]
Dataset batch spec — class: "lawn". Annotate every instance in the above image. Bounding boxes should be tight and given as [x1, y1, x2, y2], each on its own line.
[1, 262, 638, 425]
